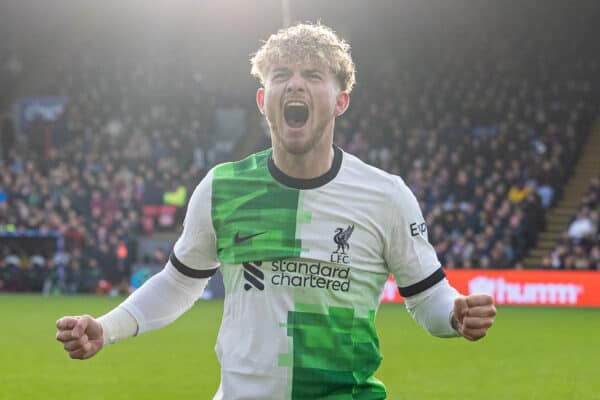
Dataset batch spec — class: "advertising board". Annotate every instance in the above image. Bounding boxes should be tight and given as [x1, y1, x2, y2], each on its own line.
[381, 270, 600, 307]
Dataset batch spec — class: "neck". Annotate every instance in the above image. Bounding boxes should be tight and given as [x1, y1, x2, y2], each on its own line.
[271, 141, 335, 180]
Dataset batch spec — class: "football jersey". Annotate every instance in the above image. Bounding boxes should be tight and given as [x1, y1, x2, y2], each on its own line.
[171, 146, 444, 400]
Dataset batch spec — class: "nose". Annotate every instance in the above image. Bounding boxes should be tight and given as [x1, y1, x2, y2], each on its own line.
[286, 73, 305, 93]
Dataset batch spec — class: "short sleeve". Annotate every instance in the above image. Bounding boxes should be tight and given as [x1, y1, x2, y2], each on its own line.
[171, 168, 220, 278]
[384, 176, 445, 297]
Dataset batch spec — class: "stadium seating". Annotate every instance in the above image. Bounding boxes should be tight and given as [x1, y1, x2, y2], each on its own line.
[1, 1, 599, 293]
[542, 176, 600, 270]
[334, 34, 599, 270]
[0, 52, 234, 293]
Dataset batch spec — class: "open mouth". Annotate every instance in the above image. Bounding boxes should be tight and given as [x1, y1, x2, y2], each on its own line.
[284, 101, 309, 129]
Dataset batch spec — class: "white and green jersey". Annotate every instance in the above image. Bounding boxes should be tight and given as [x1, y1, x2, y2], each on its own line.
[171, 146, 444, 400]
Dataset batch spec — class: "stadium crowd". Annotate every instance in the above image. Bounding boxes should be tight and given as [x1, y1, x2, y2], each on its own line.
[334, 28, 599, 270]
[544, 176, 600, 270]
[0, 52, 231, 293]
[1, 3, 600, 294]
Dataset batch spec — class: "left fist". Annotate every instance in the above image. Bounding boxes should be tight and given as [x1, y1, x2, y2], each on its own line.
[452, 294, 496, 341]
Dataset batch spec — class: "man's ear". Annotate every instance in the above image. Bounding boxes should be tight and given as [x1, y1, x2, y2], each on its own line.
[256, 88, 265, 114]
[334, 91, 350, 117]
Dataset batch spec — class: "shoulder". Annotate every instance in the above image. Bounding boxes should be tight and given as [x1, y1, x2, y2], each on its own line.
[339, 149, 419, 219]
[212, 148, 271, 179]
[190, 150, 270, 193]
[339, 149, 409, 196]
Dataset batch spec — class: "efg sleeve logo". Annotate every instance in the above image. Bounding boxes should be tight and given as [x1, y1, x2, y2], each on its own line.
[409, 222, 427, 237]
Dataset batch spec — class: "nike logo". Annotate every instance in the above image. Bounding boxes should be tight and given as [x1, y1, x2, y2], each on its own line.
[234, 231, 267, 244]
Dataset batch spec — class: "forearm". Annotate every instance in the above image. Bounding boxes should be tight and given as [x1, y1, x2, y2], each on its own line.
[97, 307, 138, 345]
[403, 278, 460, 338]
[98, 261, 209, 344]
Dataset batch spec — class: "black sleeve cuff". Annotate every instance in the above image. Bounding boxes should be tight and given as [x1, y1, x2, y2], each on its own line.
[170, 252, 218, 279]
[398, 267, 446, 297]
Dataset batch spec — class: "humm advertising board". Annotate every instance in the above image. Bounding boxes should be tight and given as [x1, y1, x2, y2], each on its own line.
[380, 270, 600, 307]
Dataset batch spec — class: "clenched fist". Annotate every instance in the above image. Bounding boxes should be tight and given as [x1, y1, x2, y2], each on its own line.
[56, 315, 104, 359]
[452, 294, 496, 341]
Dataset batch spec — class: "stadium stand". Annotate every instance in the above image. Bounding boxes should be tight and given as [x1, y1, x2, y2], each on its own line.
[542, 176, 600, 270]
[332, 10, 599, 270]
[1, 1, 599, 293]
[0, 52, 244, 293]
[524, 123, 600, 267]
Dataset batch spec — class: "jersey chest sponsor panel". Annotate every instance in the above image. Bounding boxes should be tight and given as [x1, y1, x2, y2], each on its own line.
[210, 149, 390, 399]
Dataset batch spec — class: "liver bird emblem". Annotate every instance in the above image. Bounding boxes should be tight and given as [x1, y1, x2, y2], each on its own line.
[333, 224, 354, 254]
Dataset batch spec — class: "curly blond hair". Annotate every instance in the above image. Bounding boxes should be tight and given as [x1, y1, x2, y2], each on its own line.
[250, 23, 356, 93]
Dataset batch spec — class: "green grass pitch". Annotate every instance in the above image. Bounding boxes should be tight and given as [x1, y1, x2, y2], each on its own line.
[1, 294, 599, 400]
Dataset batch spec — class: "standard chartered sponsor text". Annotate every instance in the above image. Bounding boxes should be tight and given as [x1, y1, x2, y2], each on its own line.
[271, 260, 350, 291]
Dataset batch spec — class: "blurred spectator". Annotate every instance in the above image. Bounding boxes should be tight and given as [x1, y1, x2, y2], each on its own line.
[508, 180, 533, 204]
[80, 258, 102, 293]
[568, 208, 595, 242]
[548, 176, 600, 270]
[0, 259, 10, 291]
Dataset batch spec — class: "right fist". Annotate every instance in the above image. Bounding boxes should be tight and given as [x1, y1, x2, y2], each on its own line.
[56, 315, 104, 360]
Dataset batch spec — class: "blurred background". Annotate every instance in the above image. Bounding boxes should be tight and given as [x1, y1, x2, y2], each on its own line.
[1, 0, 599, 300]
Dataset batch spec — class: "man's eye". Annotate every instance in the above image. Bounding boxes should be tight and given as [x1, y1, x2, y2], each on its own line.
[309, 74, 322, 80]
[273, 73, 288, 81]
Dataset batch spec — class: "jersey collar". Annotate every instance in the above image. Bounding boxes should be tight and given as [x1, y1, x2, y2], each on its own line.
[268, 146, 343, 190]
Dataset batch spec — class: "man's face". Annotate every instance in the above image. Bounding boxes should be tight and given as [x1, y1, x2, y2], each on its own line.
[257, 62, 349, 156]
